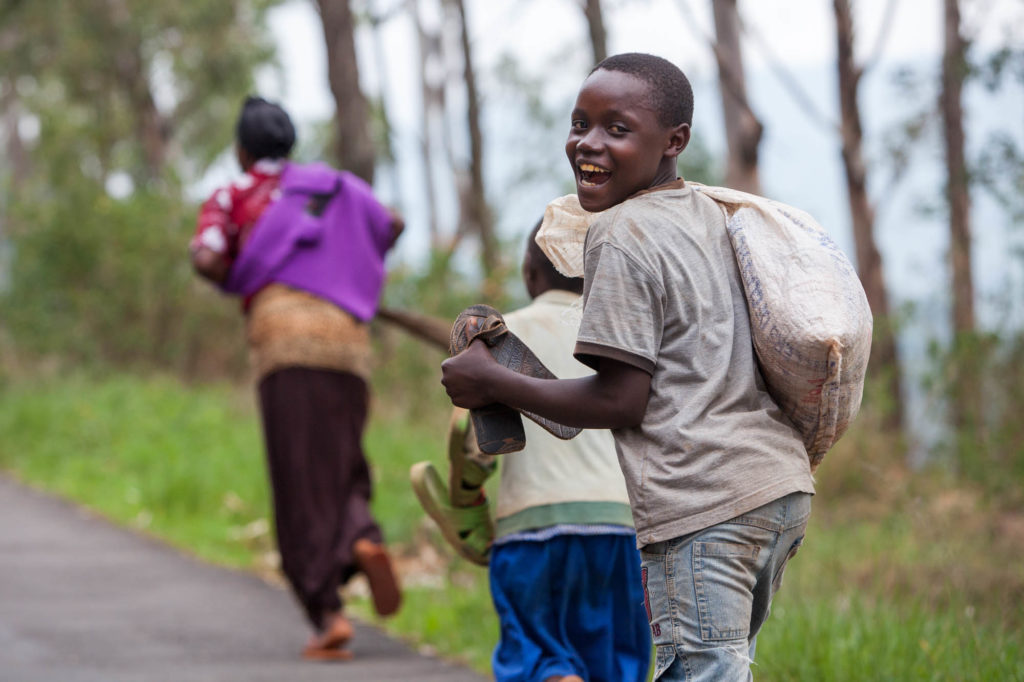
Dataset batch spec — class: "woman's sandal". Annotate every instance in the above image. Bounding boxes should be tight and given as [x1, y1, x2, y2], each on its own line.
[352, 539, 401, 617]
[449, 304, 581, 454]
[409, 461, 493, 566]
[302, 613, 355, 661]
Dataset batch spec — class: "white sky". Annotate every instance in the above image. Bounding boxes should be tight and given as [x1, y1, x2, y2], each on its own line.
[260, 0, 1022, 124]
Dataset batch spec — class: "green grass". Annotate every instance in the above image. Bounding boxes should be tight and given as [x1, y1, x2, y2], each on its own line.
[0, 374, 272, 566]
[353, 575, 500, 673]
[1, 372, 1022, 681]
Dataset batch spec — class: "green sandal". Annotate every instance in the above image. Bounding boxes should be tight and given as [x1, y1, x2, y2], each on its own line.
[409, 461, 494, 567]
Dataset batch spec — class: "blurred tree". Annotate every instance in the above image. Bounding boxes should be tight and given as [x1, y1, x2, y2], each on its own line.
[0, 0, 280, 190]
[833, 0, 903, 430]
[412, 0, 445, 247]
[0, 0, 280, 377]
[581, 0, 607, 66]
[445, 0, 498, 282]
[316, 0, 377, 184]
[941, 0, 975, 336]
[711, 0, 762, 195]
[940, 0, 982, 434]
[674, 0, 762, 194]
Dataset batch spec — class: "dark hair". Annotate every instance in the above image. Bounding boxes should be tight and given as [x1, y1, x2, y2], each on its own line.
[527, 221, 584, 295]
[591, 53, 694, 128]
[235, 96, 296, 160]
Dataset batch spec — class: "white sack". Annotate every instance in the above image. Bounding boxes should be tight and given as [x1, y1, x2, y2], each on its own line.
[535, 186, 872, 470]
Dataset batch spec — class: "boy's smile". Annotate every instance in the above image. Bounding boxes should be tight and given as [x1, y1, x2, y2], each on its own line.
[566, 69, 689, 213]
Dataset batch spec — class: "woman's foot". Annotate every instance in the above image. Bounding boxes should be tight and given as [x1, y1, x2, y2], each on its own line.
[302, 612, 354, 661]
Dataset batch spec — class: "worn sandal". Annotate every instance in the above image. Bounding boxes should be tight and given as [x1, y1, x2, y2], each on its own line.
[449, 304, 581, 454]
[446, 408, 496, 507]
[410, 461, 494, 566]
[352, 539, 401, 617]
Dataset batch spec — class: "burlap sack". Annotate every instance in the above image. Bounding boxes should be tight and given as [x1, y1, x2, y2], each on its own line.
[535, 187, 872, 470]
[534, 194, 597, 279]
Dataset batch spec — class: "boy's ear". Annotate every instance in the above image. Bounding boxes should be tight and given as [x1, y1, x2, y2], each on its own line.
[665, 123, 691, 159]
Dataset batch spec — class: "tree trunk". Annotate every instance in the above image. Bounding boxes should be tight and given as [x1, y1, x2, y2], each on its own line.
[122, 45, 169, 184]
[941, 0, 974, 335]
[413, 0, 441, 246]
[582, 0, 607, 66]
[712, 0, 762, 195]
[834, 0, 903, 429]
[941, 0, 977, 432]
[317, 0, 376, 185]
[1, 77, 29, 189]
[447, 0, 496, 278]
[106, 0, 168, 185]
[367, 2, 400, 206]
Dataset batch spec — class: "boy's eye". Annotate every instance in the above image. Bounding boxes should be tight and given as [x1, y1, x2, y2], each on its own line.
[571, 119, 587, 130]
[609, 123, 629, 134]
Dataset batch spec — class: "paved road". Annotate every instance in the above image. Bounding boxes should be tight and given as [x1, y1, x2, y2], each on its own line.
[0, 474, 487, 682]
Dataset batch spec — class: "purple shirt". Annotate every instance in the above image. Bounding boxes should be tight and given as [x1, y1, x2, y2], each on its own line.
[223, 162, 393, 321]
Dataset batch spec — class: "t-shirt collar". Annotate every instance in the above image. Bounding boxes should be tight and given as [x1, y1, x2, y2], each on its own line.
[534, 289, 582, 306]
[630, 177, 687, 201]
[252, 158, 285, 176]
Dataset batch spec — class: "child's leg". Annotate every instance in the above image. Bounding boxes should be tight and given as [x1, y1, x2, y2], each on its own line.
[640, 493, 811, 682]
[490, 534, 652, 682]
[489, 539, 587, 681]
[566, 534, 652, 682]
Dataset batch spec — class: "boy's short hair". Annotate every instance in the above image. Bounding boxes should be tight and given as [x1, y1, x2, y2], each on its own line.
[591, 53, 694, 128]
[236, 96, 296, 160]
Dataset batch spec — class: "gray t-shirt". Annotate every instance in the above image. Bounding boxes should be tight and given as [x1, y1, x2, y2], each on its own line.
[574, 181, 815, 547]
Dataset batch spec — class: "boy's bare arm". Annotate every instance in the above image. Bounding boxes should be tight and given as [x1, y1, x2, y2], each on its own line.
[441, 340, 650, 429]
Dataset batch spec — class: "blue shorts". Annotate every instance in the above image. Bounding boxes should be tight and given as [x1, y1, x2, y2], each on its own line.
[489, 533, 652, 682]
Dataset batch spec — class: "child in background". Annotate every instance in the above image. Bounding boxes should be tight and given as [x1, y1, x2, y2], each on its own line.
[441, 53, 815, 681]
[412, 222, 651, 682]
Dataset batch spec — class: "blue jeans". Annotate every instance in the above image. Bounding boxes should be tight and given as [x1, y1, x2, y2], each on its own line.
[640, 492, 811, 681]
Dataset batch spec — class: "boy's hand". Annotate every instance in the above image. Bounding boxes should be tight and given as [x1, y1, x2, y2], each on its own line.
[441, 340, 498, 408]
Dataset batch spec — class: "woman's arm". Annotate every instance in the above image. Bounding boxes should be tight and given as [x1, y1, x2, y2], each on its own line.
[441, 340, 650, 429]
[190, 245, 229, 284]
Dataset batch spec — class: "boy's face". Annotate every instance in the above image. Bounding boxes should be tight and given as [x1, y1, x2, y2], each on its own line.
[566, 69, 689, 212]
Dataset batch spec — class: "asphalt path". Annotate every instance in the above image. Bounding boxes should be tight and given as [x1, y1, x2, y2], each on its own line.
[0, 474, 487, 682]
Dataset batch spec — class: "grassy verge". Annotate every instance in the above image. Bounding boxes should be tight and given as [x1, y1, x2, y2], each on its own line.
[0, 372, 1022, 680]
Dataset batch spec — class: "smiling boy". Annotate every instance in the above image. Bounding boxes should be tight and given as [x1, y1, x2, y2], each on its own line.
[441, 53, 815, 681]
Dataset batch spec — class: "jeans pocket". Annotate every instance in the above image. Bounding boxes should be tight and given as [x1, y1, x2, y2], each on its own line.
[654, 644, 676, 679]
[692, 541, 761, 642]
[771, 535, 804, 593]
